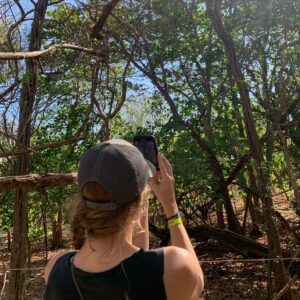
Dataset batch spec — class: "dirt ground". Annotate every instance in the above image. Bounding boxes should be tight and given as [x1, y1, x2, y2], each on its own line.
[0, 195, 299, 300]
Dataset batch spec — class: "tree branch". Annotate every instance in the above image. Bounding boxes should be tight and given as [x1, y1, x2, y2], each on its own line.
[225, 152, 252, 186]
[90, 0, 121, 39]
[0, 44, 107, 60]
[0, 135, 85, 158]
[91, 62, 107, 120]
[0, 173, 77, 189]
[110, 39, 137, 118]
[0, 81, 20, 100]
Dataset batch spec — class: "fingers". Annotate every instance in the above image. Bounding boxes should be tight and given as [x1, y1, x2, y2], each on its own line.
[158, 153, 173, 177]
[161, 155, 173, 176]
[157, 153, 168, 177]
[149, 153, 173, 194]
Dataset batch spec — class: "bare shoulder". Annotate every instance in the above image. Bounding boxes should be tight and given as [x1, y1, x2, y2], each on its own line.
[44, 250, 76, 284]
[163, 246, 204, 300]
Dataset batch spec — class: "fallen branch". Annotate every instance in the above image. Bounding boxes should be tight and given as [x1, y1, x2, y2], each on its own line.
[0, 173, 77, 189]
[288, 249, 300, 272]
[0, 44, 106, 60]
[188, 224, 272, 258]
[272, 275, 299, 300]
[149, 223, 300, 274]
[275, 211, 300, 241]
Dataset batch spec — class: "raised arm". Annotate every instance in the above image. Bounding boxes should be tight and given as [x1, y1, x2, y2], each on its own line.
[149, 154, 204, 299]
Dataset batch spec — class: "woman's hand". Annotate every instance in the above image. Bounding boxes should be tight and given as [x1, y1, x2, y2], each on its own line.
[149, 154, 179, 218]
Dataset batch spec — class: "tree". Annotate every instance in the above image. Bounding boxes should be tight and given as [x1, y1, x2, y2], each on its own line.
[8, 1, 49, 298]
[206, 0, 294, 298]
[0, 0, 124, 298]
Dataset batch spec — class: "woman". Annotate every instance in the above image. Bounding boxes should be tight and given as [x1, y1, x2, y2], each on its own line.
[44, 139, 204, 300]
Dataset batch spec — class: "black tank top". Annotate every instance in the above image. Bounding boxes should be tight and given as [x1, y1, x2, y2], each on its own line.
[44, 248, 167, 300]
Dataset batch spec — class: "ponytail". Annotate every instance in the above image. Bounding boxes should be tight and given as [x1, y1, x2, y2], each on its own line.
[70, 182, 142, 249]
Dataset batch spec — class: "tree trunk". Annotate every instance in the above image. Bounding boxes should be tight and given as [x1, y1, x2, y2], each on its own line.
[42, 208, 48, 261]
[201, 52, 227, 230]
[7, 231, 11, 252]
[9, 167, 30, 299]
[278, 127, 300, 208]
[8, 1, 49, 299]
[230, 82, 262, 226]
[207, 1, 294, 298]
[57, 206, 63, 248]
[104, 118, 112, 141]
[124, 26, 242, 233]
[215, 202, 225, 229]
[27, 238, 31, 268]
[242, 191, 250, 233]
[51, 207, 63, 249]
[247, 166, 263, 224]
[51, 220, 58, 249]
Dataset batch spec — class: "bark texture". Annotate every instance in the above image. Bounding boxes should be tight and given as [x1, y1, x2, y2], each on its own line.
[0, 173, 77, 189]
[8, 1, 49, 299]
[51, 206, 63, 249]
[278, 128, 300, 208]
[206, 1, 294, 298]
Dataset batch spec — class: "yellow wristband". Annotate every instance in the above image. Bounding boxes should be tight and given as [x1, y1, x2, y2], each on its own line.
[168, 217, 182, 229]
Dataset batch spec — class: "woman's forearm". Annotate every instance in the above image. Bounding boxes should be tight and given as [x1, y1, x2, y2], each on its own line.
[169, 223, 201, 268]
[164, 204, 200, 267]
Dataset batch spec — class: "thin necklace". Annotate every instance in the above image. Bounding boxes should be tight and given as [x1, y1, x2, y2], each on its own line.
[88, 238, 118, 264]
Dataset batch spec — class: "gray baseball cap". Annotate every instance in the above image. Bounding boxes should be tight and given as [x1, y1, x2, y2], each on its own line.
[78, 139, 155, 211]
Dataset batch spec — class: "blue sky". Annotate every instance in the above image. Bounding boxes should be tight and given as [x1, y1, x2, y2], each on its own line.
[0, 0, 163, 131]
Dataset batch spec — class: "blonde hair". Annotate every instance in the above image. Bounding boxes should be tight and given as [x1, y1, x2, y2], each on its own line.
[70, 182, 142, 249]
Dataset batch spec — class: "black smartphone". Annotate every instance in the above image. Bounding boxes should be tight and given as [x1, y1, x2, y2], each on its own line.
[133, 135, 159, 171]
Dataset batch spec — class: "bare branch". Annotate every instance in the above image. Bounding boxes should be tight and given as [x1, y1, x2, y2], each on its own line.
[0, 135, 86, 158]
[6, 8, 35, 46]
[48, 0, 64, 5]
[13, 0, 25, 16]
[91, 63, 107, 120]
[0, 173, 77, 189]
[225, 152, 252, 186]
[90, 0, 121, 39]
[0, 81, 20, 101]
[110, 39, 138, 118]
[0, 44, 107, 60]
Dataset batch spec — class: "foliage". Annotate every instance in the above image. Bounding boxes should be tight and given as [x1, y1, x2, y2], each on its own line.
[0, 0, 299, 246]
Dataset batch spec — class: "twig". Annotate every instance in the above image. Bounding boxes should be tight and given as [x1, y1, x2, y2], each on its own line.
[0, 271, 8, 300]
[272, 275, 299, 300]
[287, 249, 300, 272]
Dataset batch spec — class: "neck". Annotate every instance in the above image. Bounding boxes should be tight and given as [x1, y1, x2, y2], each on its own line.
[81, 224, 135, 255]
[73, 224, 140, 271]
